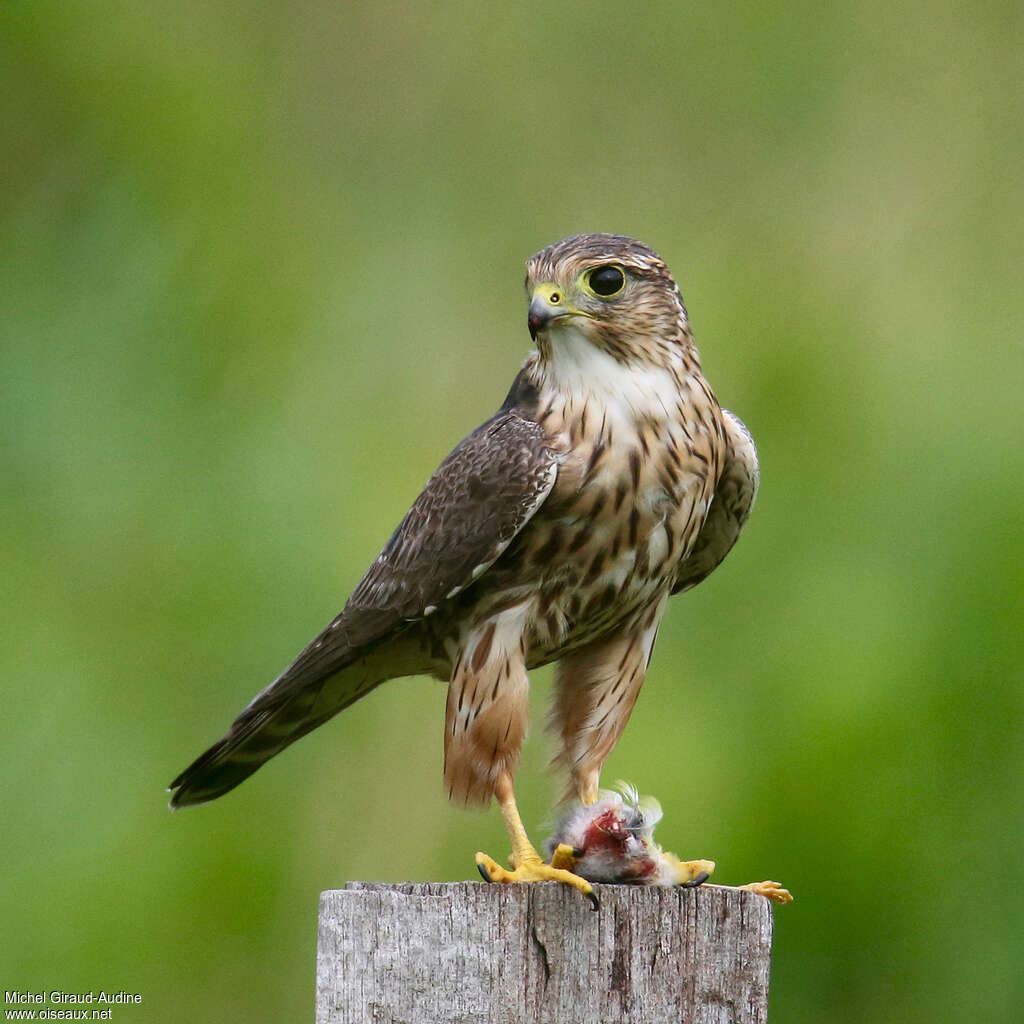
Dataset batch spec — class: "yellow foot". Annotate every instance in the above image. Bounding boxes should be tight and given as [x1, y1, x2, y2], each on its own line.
[739, 880, 793, 904]
[663, 852, 716, 888]
[476, 850, 600, 911]
[548, 842, 582, 871]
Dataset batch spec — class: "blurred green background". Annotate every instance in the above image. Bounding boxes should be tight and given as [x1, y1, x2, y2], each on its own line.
[3, 1, 1022, 1020]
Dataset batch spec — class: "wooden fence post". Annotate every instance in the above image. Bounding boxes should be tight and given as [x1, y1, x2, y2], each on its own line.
[316, 881, 775, 1023]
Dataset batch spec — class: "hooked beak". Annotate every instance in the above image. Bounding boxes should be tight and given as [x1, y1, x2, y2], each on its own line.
[528, 291, 568, 341]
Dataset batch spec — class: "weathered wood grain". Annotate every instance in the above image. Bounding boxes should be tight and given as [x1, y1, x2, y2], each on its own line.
[316, 882, 774, 1023]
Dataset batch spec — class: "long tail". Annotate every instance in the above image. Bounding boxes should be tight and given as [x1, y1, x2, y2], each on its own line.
[168, 657, 378, 807]
[168, 621, 427, 808]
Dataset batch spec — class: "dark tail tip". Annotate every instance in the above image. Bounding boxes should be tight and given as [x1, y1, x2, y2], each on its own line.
[167, 741, 265, 809]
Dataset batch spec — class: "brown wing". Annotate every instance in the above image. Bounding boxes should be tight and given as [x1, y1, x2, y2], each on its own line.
[169, 407, 557, 806]
[672, 409, 759, 594]
[346, 412, 558, 628]
[274, 407, 558, 690]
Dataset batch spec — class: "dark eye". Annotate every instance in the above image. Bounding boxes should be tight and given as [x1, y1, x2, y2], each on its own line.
[587, 265, 625, 297]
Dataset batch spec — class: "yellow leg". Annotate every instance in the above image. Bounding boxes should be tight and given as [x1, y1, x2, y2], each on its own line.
[664, 855, 790, 902]
[576, 767, 600, 807]
[475, 774, 600, 910]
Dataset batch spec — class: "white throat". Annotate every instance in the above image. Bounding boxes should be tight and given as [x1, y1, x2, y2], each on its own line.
[534, 322, 686, 425]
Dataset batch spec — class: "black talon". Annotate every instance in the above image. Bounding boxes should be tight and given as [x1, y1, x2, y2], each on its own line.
[477, 862, 493, 883]
[679, 871, 710, 889]
[587, 889, 600, 912]
[572, 847, 586, 859]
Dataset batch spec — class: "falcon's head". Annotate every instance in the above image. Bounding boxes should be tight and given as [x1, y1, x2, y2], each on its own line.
[525, 233, 692, 369]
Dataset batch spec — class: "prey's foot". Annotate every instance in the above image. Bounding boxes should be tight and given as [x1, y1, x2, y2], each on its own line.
[476, 849, 600, 911]
[739, 880, 793, 904]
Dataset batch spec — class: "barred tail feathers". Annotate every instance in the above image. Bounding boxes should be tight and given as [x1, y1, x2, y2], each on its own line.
[168, 651, 389, 807]
[164, 614, 436, 806]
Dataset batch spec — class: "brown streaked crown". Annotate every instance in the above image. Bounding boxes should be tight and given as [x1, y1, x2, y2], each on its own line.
[525, 234, 693, 365]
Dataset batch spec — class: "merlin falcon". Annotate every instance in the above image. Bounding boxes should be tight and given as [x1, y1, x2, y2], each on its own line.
[170, 233, 764, 905]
